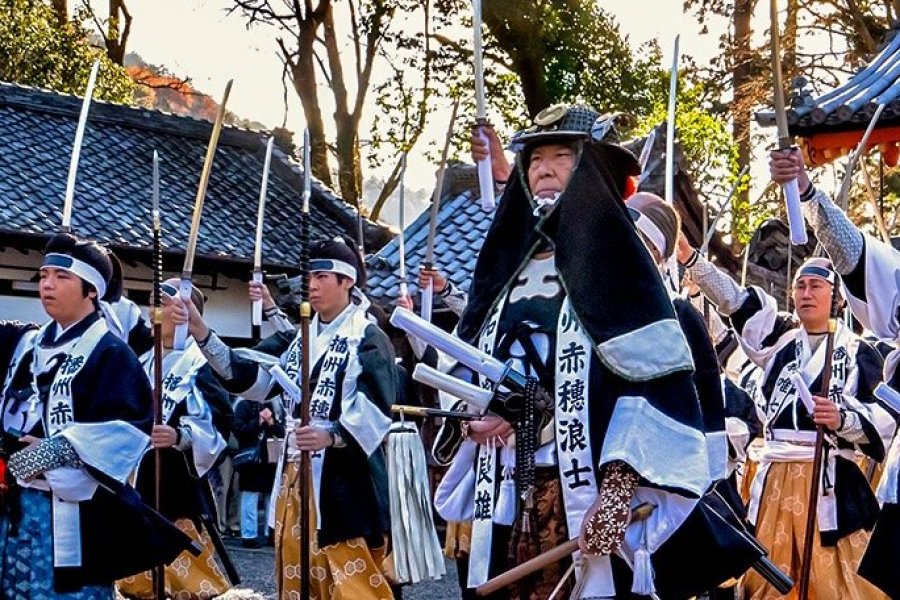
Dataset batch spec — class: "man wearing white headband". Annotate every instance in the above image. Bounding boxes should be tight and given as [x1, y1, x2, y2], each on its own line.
[678, 234, 891, 599]
[177, 236, 397, 599]
[0, 233, 190, 599]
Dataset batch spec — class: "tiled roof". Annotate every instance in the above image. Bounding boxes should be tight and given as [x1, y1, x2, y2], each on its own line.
[365, 163, 494, 307]
[0, 82, 391, 270]
[756, 23, 900, 135]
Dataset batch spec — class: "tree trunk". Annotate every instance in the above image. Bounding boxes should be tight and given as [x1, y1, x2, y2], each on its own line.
[731, 0, 756, 248]
[104, 0, 131, 66]
[480, 4, 547, 117]
[286, 24, 332, 189]
[322, 3, 361, 205]
[51, 0, 67, 25]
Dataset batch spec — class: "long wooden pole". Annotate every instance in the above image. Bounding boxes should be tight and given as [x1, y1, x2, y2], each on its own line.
[476, 503, 656, 597]
[797, 282, 840, 599]
[299, 129, 312, 600]
[151, 150, 166, 600]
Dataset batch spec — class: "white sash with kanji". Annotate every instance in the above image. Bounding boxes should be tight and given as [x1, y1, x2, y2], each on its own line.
[555, 298, 614, 597]
[467, 300, 503, 588]
[140, 341, 206, 426]
[140, 340, 224, 477]
[35, 318, 107, 568]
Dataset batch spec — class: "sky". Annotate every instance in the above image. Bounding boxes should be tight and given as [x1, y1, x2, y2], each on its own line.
[104, 1, 787, 223]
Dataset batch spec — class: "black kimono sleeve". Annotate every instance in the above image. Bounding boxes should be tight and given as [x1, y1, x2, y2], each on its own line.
[195, 364, 233, 439]
[213, 331, 294, 397]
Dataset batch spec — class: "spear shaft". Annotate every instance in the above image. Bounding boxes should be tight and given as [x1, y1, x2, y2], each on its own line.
[151, 150, 165, 600]
[299, 128, 312, 600]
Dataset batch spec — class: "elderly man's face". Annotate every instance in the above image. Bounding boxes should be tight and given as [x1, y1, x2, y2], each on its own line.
[527, 143, 577, 200]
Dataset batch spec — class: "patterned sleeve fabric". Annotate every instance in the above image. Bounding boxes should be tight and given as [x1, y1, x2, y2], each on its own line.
[802, 187, 865, 275]
[688, 253, 750, 316]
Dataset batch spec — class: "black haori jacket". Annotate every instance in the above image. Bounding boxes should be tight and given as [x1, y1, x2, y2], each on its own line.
[0, 315, 189, 592]
[451, 140, 769, 596]
[211, 308, 395, 549]
[457, 142, 710, 498]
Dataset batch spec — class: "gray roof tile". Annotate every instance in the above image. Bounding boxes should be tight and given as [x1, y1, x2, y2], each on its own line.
[366, 164, 496, 307]
[0, 82, 391, 268]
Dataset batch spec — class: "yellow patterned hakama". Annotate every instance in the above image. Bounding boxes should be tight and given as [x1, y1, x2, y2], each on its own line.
[274, 462, 394, 600]
[742, 462, 886, 600]
[117, 518, 230, 600]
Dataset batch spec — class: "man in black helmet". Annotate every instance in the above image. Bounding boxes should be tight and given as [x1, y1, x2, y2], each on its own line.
[434, 105, 715, 599]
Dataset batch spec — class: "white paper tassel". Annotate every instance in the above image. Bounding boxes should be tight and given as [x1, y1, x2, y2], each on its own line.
[493, 446, 517, 526]
[630, 524, 655, 595]
[387, 422, 447, 584]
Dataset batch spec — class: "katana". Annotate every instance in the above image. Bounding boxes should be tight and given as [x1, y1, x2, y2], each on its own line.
[150, 150, 165, 600]
[61, 59, 100, 232]
[252, 137, 276, 338]
[665, 35, 679, 206]
[700, 165, 750, 256]
[472, 0, 495, 212]
[390, 404, 482, 421]
[797, 281, 841, 600]
[391, 308, 553, 419]
[421, 98, 461, 322]
[298, 127, 313, 600]
[770, 0, 807, 245]
[173, 80, 233, 350]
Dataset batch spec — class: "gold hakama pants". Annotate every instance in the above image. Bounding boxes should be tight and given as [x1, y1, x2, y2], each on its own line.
[117, 518, 230, 600]
[443, 521, 472, 559]
[742, 461, 886, 600]
[274, 461, 394, 600]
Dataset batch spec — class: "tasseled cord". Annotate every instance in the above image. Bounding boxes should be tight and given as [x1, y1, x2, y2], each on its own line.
[630, 520, 655, 595]
[387, 419, 446, 584]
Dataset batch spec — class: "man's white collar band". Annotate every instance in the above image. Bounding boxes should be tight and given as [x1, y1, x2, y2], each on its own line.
[42, 253, 107, 299]
[309, 259, 357, 283]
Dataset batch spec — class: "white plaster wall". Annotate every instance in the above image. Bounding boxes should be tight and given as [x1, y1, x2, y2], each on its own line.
[0, 248, 278, 340]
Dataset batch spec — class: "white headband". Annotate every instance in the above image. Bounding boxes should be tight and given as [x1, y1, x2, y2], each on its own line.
[793, 263, 837, 286]
[42, 253, 108, 299]
[309, 259, 357, 283]
[630, 209, 668, 258]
